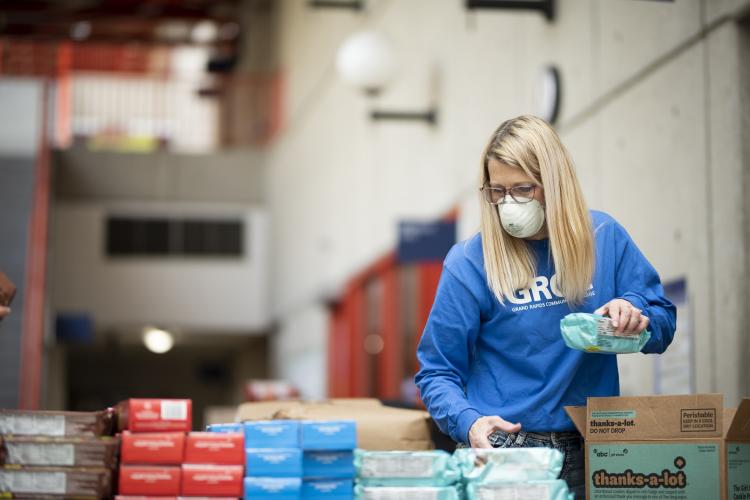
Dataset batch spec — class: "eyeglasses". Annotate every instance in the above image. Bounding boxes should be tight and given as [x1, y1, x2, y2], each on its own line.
[480, 184, 538, 205]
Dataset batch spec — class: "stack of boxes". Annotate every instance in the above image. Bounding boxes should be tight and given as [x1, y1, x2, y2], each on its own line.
[241, 420, 303, 499]
[115, 398, 244, 500]
[0, 409, 117, 498]
[209, 419, 357, 499]
[300, 420, 357, 500]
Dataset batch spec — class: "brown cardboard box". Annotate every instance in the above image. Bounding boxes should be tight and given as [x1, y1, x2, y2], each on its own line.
[0, 409, 115, 437]
[0, 436, 118, 467]
[726, 398, 750, 500]
[236, 399, 433, 450]
[0, 465, 112, 498]
[566, 394, 726, 500]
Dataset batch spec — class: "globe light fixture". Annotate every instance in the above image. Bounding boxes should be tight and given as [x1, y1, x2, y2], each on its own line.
[336, 31, 396, 95]
[142, 327, 175, 354]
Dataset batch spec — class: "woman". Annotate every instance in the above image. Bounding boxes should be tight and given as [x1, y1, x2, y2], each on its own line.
[414, 115, 676, 497]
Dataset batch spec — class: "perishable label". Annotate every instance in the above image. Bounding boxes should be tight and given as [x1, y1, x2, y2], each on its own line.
[680, 408, 716, 432]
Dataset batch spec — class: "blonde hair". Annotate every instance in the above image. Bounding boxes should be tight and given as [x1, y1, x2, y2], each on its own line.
[479, 115, 594, 305]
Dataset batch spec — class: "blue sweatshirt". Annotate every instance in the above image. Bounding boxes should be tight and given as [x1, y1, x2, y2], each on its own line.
[414, 210, 676, 444]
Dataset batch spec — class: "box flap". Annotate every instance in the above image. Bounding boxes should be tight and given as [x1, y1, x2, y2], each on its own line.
[723, 408, 736, 438]
[564, 406, 586, 435]
[584, 394, 723, 441]
[726, 398, 750, 441]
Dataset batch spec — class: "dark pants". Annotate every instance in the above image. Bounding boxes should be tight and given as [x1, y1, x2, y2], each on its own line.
[485, 429, 586, 499]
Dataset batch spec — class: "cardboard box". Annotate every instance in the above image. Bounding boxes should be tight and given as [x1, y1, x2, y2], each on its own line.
[302, 478, 353, 499]
[117, 399, 192, 433]
[566, 394, 725, 500]
[303, 451, 354, 478]
[118, 465, 181, 496]
[243, 477, 302, 499]
[244, 420, 300, 448]
[236, 399, 433, 451]
[121, 431, 185, 465]
[180, 464, 244, 497]
[301, 420, 357, 450]
[0, 466, 112, 497]
[245, 448, 303, 477]
[184, 432, 244, 465]
[0, 409, 115, 437]
[0, 436, 118, 467]
[726, 398, 750, 500]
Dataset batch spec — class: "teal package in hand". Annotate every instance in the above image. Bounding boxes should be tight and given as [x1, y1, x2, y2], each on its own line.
[560, 312, 651, 353]
[354, 449, 460, 487]
[466, 480, 574, 500]
[355, 485, 462, 500]
[454, 448, 563, 484]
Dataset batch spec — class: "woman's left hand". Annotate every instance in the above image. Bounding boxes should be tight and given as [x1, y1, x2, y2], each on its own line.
[594, 299, 649, 335]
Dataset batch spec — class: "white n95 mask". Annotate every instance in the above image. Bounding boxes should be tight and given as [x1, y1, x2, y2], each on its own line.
[497, 198, 545, 238]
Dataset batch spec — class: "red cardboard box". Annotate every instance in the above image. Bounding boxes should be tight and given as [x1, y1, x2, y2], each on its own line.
[121, 431, 185, 464]
[117, 399, 192, 433]
[116, 498, 178, 500]
[185, 432, 244, 465]
[180, 464, 244, 497]
[116, 498, 237, 500]
[118, 465, 181, 496]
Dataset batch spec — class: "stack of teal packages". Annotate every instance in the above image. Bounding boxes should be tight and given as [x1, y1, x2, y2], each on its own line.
[208, 419, 357, 499]
[354, 450, 462, 499]
[354, 448, 575, 499]
[455, 448, 574, 499]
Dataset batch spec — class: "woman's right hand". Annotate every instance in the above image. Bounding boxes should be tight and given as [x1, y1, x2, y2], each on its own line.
[468, 416, 522, 448]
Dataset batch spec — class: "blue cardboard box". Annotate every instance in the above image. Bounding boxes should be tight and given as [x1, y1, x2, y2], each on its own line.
[303, 451, 354, 478]
[244, 420, 301, 448]
[301, 420, 357, 450]
[244, 477, 302, 499]
[302, 479, 353, 499]
[206, 422, 243, 433]
[246, 448, 303, 477]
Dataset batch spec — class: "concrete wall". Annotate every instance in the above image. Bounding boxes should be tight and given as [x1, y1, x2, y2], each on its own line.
[50, 201, 271, 332]
[56, 146, 266, 203]
[264, 0, 750, 404]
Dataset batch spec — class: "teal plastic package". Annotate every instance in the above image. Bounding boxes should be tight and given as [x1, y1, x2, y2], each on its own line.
[454, 448, 563, 484]
[466, 479, 573, 500]
[354, 485, 462, 500]
[560, 313, 651, 353]
[354, 450, 460, 487]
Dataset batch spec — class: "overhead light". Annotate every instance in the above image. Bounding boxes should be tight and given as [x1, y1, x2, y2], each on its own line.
[336, 31, 396, 95]
[70, 21, 92, 41]
[191, 20, 218, 44]
[336, 31, 439, 126]
[142, 327, 174, 354]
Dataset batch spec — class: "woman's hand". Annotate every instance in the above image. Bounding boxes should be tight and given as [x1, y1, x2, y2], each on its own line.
[468, 416, 522, 448]
[594, 298, 649, 335]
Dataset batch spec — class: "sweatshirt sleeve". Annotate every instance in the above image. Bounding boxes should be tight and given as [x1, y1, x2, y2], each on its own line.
[612, 222, 677, 354]
[414, 264, 482, 444]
